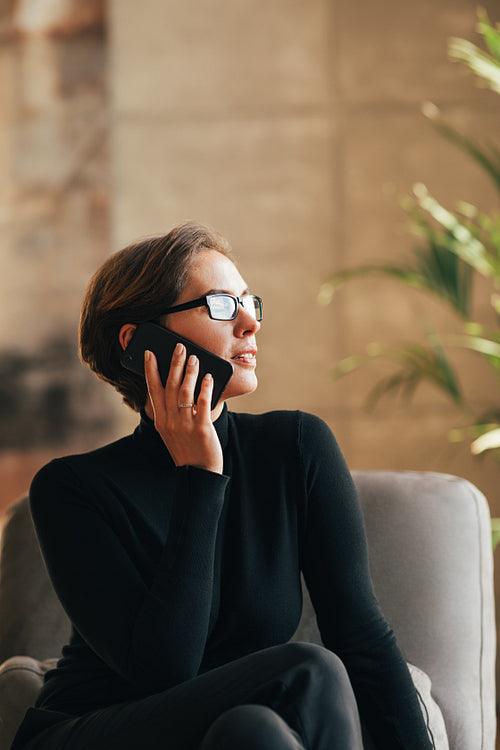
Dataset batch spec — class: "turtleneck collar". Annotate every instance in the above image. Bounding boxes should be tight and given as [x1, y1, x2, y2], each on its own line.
[134, 402, 230, 458]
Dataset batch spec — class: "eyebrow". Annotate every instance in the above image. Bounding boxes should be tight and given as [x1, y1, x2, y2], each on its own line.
[205, 287, 251, 296]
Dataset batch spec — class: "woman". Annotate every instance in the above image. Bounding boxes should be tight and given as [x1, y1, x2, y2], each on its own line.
[11, 222, 433, 750]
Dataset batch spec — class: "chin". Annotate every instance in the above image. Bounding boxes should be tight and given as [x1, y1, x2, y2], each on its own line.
[223, 375, 258, 401]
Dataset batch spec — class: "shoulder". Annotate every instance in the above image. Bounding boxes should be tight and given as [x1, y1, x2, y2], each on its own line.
[228, 407, 331, 430]
[228, 409, 336, 453]
[228, 408, 298, 437]
[29, 433, 136, 509]
[33, 432, 136, 477]
[228, 408, 298, 429]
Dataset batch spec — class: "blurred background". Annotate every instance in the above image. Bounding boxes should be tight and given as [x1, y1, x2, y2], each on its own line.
[1, 0, 500, 691]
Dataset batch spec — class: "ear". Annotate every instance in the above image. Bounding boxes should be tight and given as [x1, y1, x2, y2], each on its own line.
[119, 324, 137, 351]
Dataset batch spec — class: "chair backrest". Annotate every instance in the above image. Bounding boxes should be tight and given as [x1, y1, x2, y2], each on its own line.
[294, 470, 496, 750]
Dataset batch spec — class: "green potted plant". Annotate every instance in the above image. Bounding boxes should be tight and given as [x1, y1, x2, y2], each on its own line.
[320, 10, 500, 544]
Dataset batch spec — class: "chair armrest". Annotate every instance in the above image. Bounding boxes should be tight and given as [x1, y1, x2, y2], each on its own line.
[0, 656, 56, 750]
[0, 497, 70, 663]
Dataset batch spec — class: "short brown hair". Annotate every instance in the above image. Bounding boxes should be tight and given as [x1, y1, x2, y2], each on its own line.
[79, 221, 232, 411]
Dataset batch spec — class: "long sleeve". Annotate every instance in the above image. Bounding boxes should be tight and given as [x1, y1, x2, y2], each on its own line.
[30, 457, 229, 693]
[298, 413, 432, 750]
[27, 405, 438, 745]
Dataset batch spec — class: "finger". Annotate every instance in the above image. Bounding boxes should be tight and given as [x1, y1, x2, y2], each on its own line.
[177, 354, 199, 409]
[144, 350, 166, 418]
[195, 372, 214, 417]
[164, 343, 187, 409]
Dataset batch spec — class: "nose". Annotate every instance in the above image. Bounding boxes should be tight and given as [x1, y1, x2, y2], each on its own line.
[234, 306, 261, 336]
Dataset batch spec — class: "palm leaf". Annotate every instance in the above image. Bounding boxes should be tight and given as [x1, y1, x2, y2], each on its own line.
[332, 336, 463, 410]
[448, 36, 500, 93]
[424, 114, 500, 195]
[441, 333, 500, 371]
[471, 426, 500, 454]
[456, 205, 500, 256]
[406, 209, 473, 316]
[477, 9, 500, 61]
[319, 219, 473, 318]
[491, 518, 500, 550]
[413, 184, 500, 278]
[318, 265, 426, 307]
[364, 371, 421, 411]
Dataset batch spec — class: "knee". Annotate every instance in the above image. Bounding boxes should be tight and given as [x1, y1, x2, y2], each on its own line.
[201, 705, 301, 750]
[284, 642, 356, 710]
[286, 642, 349, 683]
[283, 643, 360, 740]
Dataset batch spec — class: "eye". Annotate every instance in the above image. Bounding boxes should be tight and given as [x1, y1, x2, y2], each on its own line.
[208, 295, 237, 320]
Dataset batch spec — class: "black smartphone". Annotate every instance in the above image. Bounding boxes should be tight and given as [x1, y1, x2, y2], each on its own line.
[120, 322, 234, 410]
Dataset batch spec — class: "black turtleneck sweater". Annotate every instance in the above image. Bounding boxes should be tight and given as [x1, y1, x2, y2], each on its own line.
[26, 406, 431, 749]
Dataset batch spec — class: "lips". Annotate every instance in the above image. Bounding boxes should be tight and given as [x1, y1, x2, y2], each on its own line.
[231, 347, 257, 366]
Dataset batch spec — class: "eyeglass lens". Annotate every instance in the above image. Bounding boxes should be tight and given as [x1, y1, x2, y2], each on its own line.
[207, 295, 237, 320]
[240, 296, 261, 320]
[207, 294, 262, 321]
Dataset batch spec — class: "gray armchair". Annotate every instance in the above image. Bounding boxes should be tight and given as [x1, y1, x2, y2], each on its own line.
[0, 471, 495, 750]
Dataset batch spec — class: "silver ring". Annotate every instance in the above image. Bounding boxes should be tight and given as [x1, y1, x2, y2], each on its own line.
[178, 403, 194, 408]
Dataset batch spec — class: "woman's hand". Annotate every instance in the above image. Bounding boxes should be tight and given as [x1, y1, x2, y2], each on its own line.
[144, 344, 224, 475]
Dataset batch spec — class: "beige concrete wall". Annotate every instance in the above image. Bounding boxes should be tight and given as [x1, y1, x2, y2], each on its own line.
[1, 1, 498, 555]
[3, 0, 497, 507]
[110, 0, 500, 511]
[0, 0, 112, 509]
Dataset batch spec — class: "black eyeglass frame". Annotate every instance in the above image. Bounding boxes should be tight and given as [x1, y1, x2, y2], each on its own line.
[160, 293, 263, 322]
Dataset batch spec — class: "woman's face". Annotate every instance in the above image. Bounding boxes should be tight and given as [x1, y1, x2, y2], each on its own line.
[164, 249, 260, 402]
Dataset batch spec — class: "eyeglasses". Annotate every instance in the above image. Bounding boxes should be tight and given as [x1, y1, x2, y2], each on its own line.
[161, 293, 263, 322]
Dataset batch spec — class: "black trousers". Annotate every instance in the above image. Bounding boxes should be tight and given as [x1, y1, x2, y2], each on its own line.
[19, 643, 364, 750]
